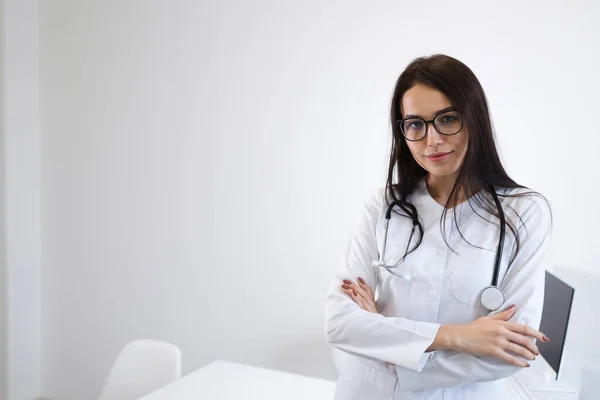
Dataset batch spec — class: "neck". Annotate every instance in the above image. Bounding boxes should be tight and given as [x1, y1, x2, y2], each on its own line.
[426, 173, 466, 207]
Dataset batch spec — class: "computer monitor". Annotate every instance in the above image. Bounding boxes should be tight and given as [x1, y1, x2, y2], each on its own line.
[537, 270, 575, 380]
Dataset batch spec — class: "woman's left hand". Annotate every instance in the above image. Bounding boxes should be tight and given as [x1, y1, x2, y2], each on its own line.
[341, 277, 379, 313]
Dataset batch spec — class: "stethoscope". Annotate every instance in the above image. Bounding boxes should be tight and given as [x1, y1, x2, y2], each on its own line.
[372, 186, 507, 311]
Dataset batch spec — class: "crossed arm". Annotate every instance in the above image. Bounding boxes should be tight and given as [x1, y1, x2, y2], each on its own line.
[325, 191, 552, 390]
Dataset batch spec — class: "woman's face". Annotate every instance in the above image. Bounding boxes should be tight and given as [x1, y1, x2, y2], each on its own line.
[400, 84, 468, 179]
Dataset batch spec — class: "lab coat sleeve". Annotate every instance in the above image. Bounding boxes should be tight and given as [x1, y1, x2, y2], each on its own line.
[325, 189, 441, 372]
[393, 194, 552, 391]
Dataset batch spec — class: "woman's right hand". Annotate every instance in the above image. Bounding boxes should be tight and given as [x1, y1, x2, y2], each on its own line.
[436, 305, 550, 367]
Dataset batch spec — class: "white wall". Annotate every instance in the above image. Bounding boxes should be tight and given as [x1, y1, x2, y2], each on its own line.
[39, 1, 600, 399]
[1, 0, 41, 399]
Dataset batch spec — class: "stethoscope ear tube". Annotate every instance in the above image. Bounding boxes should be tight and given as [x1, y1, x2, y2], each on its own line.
[489, 184, 506, 288]
[377, 198, 421, 272]
[373, 186, 508, 311]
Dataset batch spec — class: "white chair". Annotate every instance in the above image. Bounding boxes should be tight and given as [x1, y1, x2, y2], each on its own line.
[98, 338, 182, 400]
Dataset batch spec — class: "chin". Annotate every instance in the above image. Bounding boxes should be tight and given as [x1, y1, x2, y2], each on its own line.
[424, 164, 460, 177]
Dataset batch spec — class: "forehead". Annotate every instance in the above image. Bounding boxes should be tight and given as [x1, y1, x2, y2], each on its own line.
[401, 84, 453, 118]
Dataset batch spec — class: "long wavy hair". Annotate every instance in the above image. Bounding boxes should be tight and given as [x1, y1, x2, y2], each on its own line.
[386, 54, 545, 262]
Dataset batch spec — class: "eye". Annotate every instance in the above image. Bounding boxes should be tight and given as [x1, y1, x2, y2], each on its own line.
[406, 120, 423, 129]
[436, 112, 462, 126]
[439, 115, 457, 124]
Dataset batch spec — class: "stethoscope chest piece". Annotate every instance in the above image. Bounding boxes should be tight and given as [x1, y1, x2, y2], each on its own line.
[480, 286, 505, 311]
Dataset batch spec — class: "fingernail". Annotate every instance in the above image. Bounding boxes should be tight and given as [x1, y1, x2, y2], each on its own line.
[343, 279, 351, 285]
[543, 335, 550, 343]
[508, 304, 515, 310]
[342, 284, 350, 290]
[352, 290, 358, 296]
[358, 277, 365, 284]
[526, 363, 530, 368]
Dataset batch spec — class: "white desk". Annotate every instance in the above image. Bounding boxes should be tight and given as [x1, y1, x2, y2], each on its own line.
[138, 359, 337, 400]
[513, 355, 580, 400]
[140, 358, 580, 400]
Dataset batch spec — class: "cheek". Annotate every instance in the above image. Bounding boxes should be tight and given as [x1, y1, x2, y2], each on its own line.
[454, 134, 469, 158]
[406, 141, 423, 158]
[406, 142, 428, 169]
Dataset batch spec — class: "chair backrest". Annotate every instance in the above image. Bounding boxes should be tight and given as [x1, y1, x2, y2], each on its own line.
[98, 339, 182, 400]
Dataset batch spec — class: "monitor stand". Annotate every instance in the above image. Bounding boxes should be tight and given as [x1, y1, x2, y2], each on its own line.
[514, 354, 578, 394]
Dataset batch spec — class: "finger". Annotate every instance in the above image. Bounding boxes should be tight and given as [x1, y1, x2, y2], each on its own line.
[341, 284, 358, 304]
[343, 279, 369, 299]
[357, 277, 374, 297]
[351, 289, 368, 310]
[343, 285, 360, 303]
[505, 322, 548, 343]
[503, 340, 536, 361]
[357, 297, 372, 312]
[342, 281, 377, 313]
[352, 290, 371, 312]
[490, 347, 530, 368]
[341, 281, 359, 295]
[356, 278, 377, 310]
[488, 305, 515, 321]
[352, 289, 377, 313]
[341, 284, 355, 297]
[341, 285, 364, 309]
[359, 293, 377, 313]
[506, 331, 540, 356]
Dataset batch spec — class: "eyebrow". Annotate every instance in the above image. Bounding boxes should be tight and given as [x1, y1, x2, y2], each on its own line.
[403, 106, 456, 120]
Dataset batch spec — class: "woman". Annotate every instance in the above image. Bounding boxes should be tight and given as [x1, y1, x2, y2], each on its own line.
[324, 54, 552, 400]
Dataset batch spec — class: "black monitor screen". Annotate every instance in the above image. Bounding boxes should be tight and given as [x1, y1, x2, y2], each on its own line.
[537, 271, 575, 379]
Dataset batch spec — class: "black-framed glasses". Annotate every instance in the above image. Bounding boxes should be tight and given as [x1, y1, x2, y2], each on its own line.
[397, 108, 463, 141]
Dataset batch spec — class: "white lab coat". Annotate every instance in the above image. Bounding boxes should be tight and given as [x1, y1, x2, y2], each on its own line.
[325, 178, 551, 400]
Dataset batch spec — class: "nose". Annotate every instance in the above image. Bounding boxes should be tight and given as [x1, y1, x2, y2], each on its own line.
[425, 122, 443, 146]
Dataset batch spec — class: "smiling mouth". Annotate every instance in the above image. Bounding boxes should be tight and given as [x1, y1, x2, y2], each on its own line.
[426, 152, 452, 161]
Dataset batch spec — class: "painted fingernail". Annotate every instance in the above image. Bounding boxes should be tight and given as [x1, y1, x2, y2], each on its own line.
[342, 284, 350, 290]
[343, 279, 351, 285]
[352, 290, 358, 296]
[543, 335, 550, 342]
[358, 277, 365, 284]
[508, 304, 515, 310]
[526, 363, 530, 368]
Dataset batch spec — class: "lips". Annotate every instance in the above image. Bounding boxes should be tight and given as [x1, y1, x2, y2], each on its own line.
[426, 152, 451, 158]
